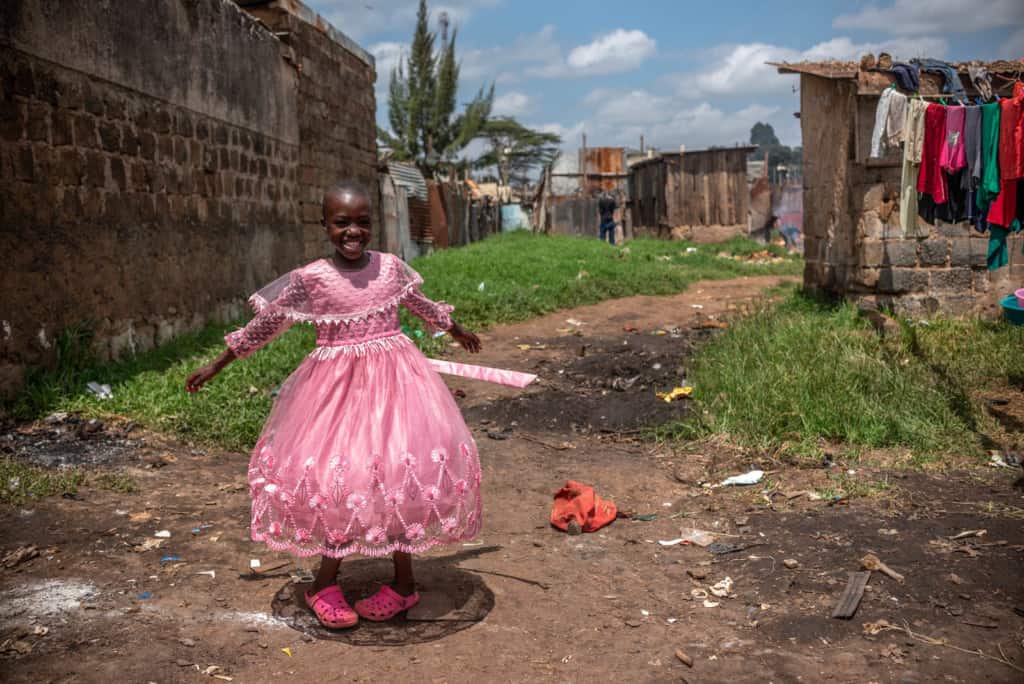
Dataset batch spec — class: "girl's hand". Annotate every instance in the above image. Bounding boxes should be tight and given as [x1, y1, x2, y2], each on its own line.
[186, 364, 220, 393]
[449, 322, 481, 353]
[185, 349, 236, 393]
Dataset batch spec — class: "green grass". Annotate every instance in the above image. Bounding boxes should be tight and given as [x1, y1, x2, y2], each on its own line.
[6, 233, 800, 452]
[669, 290, 1024, 461]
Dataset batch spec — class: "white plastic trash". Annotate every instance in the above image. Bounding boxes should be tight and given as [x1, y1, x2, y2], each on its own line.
[719, 470, 764, 486]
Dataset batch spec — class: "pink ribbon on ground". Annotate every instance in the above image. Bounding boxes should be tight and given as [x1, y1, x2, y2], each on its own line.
[427, 359, 537, 388]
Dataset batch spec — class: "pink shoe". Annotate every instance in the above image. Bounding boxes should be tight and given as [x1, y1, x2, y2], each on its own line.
[354, 585, 420, 622]
[304, 585, 358, 629]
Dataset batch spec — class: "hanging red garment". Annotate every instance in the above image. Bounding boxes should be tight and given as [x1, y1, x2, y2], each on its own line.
[998, 82, 1024, 181]
[550, 480, 617, 533]
[987, 179, 1018, 227]
[917, 103, 948, 204]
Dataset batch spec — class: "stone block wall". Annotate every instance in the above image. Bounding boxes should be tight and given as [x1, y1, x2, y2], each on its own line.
[0, 0, 377, 396]
[800, 72, 1020, 318]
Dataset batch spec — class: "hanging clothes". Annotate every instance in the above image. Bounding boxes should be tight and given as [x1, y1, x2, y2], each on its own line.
[886, 62, 920, 92]
[919, 168, 969, 224]
[939, 105, 967, 172]
[977, 102, 1002, 209]
[998, 82, 1024, 181]
[964, 106, 983, 185]
[870, 88, 895, 158]
[869, 89, 907, 158]
[917, 103, 948, 204]
[911, 58, 967, 102]
[900, 98, 929, 236]
[967, 64, 994, 102]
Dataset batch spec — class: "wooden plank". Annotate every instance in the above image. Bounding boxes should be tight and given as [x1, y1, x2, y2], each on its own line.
[832, 571, 871, 619]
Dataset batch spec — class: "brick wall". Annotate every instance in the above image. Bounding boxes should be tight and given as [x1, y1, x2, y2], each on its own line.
[0, 0, 377, 396]
[243, 1, 379, 258]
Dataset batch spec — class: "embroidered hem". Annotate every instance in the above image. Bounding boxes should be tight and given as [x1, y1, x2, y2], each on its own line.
[251, 530, 480, 559]
[308, 334, 411, 360]
[248, 276, 424, 325]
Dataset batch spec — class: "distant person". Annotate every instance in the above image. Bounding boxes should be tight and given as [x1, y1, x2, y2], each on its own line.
[755, 214, 778, 244]
[598, 191, 617, 245]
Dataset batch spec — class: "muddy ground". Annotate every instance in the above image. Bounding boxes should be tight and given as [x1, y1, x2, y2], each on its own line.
[2, 274, 1024, 683]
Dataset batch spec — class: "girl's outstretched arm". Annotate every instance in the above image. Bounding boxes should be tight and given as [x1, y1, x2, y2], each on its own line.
[185, 348, 236, 393]
[401, 287, 481, 353]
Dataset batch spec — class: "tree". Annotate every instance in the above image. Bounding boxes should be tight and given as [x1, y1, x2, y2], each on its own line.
[472, 117, 561, 189]
[749, 122, 802, 183]
[378, 0, 493, 175]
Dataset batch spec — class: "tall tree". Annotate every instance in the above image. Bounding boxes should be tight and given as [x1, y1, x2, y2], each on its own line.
[378, 0, 493, 174]
[473, 117, 561, 189]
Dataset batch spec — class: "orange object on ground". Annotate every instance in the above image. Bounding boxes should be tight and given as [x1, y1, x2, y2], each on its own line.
[550, 480, 617, 533]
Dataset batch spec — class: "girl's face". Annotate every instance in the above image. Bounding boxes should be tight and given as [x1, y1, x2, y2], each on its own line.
[322, 192, 372, 261]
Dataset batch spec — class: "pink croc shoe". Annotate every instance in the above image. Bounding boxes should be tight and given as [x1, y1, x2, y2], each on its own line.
[354, 585, 420, 622]
[304, 585, 358, 629]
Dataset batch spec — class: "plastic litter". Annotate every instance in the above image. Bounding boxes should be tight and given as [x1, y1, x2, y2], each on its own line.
[154, 530, 171, 538]
[477, 282, 485, 292]
[702, 599, 720, 608]
[658, 529, 715, 547]
[710, 577, 734, 598]
[281, 647, 292, 657]
[160, 555, 184, 565]
[196, 570, 216, 579]
[86, 381, 113, 399]
[656, 386, 692, 403]
[137, 592, 152, 599]
[249, 559, 261, 569]
[719, 470, 764, 486]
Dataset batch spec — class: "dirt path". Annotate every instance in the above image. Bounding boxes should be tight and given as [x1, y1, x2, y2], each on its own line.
[3, 274, 1024, 683]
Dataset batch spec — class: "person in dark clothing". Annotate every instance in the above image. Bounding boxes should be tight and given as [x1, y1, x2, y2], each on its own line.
[598, 191, 617, 245]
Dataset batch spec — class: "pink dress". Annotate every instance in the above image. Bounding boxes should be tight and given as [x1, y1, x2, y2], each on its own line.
[224, 251, 481, 558]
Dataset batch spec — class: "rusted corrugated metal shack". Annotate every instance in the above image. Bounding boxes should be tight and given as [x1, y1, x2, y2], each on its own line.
[629, 147, 755, 242]
[535, 147, 631, 238]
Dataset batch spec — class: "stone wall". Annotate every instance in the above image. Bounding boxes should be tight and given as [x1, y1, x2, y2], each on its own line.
[0, 0, 376, 396]
[800, 72, 1021, 317]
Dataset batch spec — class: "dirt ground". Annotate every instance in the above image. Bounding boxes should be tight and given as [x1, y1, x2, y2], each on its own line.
[3, 274, 1024, 684]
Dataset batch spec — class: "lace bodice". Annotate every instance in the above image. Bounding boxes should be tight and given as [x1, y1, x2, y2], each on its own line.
[225, 252, 453, 359]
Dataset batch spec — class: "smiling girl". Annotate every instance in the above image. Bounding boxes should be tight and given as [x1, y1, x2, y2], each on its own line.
[186, 181, 484, 628]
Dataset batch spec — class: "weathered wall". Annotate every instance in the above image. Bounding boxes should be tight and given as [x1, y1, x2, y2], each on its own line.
[0, 0, 377, 396]
[801, 72, 1019, 317]
[630, 149, 751, 242]
[243, 1, 379, 259]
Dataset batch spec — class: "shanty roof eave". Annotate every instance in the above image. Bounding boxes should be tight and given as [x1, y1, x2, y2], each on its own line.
[766, 61, 857, 79]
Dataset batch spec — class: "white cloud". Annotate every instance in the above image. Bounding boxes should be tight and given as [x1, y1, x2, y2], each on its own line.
[370, 41, 405, 78]
[312, 0, 502, 41]
[492, 91, 532, 117]
[670, 35, 947, 99]
[834, 0, 1024, 35]
[1001, 27, 1024, 59]
[580, 91, 783, 150]
[461, 25, 564, 83]
[565, 29, 657, 75]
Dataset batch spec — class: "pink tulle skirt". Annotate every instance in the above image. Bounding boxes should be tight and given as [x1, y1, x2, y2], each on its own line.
[248, 336, 482, 558]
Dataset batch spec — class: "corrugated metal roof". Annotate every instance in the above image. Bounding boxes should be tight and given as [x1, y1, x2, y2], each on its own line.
[387, 162, 428, 200]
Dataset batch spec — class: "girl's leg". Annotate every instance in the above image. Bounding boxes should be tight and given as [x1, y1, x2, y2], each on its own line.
[310, 555, 341, 594]
[391, 551, 415, 596]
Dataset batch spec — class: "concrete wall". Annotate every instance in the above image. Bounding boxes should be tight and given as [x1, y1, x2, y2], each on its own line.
[800, 73, 1018, 317]
[0, 0, 376, 395]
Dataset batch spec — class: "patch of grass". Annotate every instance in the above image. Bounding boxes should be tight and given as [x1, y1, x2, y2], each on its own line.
[93, 472, 139, 494]
[0, 458, 86, 505]
[7, 233, 800, 451]
[669, 291, 1024, 461]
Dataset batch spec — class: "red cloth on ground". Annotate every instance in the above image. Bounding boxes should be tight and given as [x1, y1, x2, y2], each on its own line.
[550, 480, 617, 533]
[998, 82, 1024, 181]
[917, 103, 948, 204]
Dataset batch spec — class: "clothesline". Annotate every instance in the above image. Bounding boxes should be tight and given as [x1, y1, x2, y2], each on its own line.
[869, 78, 1024, 271]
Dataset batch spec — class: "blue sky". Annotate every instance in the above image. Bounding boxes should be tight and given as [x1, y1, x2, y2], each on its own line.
[307, 0, 1024, 150]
